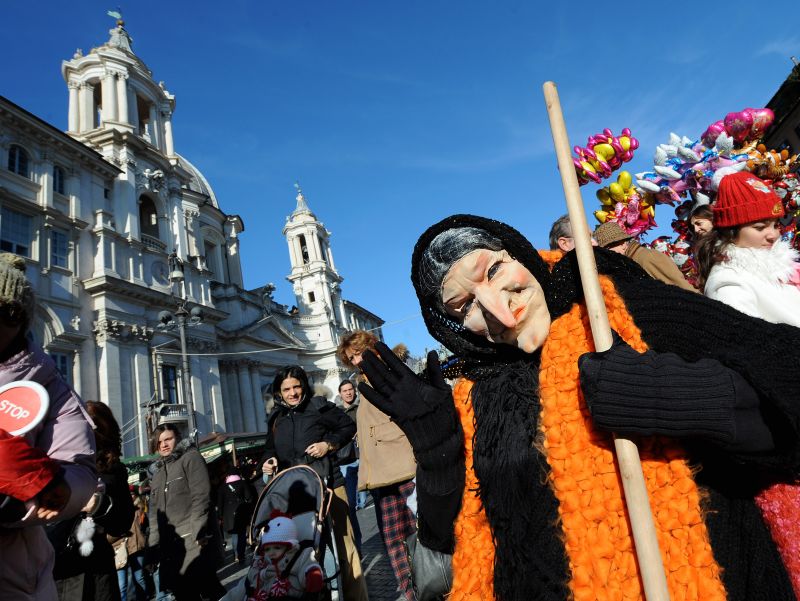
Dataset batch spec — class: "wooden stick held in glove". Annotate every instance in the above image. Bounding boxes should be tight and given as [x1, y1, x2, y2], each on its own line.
[542, 81, 670, 601]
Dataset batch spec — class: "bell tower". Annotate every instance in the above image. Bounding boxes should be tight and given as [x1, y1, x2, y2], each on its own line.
[283, 184, 345, 320]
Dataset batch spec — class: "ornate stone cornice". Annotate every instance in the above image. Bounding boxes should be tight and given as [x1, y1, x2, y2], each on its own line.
[186, 336, 220, 352]
[93, 318, 154, 343]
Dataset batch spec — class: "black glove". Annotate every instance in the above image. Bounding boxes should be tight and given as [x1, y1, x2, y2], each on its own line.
[578, 332, 774, 452]
[358, 343, 464, 491]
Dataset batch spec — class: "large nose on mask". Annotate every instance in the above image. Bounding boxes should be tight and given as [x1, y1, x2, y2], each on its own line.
[474, 286, 517, 329]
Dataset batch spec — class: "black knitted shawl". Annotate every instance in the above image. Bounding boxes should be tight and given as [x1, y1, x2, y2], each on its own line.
[411, 215, 800, 601]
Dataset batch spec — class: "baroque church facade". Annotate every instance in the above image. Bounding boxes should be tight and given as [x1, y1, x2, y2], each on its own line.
[0, 20, 383, 456]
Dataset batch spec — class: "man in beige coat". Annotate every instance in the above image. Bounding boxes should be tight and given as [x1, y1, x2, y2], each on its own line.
[594, 221, 697, 292]
[338, 331, 418, 601]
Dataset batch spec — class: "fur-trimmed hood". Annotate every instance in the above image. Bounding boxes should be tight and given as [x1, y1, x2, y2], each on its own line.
[720, 239, 800, 286]
[150, 437, 195, 475]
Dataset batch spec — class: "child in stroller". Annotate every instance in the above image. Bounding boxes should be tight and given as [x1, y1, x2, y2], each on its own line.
[225, 465, 344, 601]
[245, 514, 324, 600]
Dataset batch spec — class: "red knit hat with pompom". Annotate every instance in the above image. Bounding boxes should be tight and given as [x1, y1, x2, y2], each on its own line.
[714, 171, 784, 227]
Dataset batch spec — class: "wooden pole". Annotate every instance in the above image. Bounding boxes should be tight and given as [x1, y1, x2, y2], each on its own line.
[542, 81, 671, 601]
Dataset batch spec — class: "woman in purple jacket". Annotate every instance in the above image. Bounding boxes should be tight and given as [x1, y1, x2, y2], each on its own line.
[0, 253, 97, 600]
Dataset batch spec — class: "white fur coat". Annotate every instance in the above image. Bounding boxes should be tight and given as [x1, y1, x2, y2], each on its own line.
[705, 239, 800, 328]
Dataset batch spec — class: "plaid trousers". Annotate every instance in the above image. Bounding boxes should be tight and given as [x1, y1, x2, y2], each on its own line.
[372, 479, 417, 601]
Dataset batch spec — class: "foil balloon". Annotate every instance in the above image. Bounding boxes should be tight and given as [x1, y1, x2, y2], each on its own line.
[593, 170, 655, 237]
[701, 121, 726, 148]
[573, 128, 639, 185]
[724, 110, 754, 144]
[749, 108, 775, 139]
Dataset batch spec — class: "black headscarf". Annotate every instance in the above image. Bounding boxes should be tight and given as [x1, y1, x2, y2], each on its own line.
[412, 215, 571, 600]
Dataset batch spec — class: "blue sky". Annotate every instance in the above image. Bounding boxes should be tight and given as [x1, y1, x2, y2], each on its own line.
[3, 1, 799, 355]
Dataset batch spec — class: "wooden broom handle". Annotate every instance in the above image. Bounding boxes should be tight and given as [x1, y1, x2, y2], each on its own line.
[542, 81, 670, 601]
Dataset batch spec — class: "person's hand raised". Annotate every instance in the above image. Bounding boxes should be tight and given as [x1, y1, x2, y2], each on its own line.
[358, 342, 458, 456]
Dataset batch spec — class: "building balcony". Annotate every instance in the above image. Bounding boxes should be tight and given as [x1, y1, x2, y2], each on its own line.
[158, 403, 189, 423]
[142, 233, 167, 253]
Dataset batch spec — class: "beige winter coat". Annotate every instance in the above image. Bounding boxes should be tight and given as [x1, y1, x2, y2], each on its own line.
[356, 398, 416, 490]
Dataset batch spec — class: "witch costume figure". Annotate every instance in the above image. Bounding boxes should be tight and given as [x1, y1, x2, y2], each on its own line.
[358, 214, 800, 601]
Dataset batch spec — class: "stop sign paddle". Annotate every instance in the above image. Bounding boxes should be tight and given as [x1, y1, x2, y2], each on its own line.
[0, 381, 49, 436]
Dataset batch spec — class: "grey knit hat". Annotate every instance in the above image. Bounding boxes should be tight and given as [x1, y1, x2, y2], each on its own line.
[0, 253, 34, 329]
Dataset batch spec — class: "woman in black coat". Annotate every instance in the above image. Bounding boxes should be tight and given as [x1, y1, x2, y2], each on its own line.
[48, 401, 135, 601]
[216, 466, 255, 565]
[261, 365, 367, 601]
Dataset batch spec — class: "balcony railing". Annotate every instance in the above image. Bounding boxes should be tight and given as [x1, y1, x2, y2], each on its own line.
[142, 234, 167, 253]
[158, 403, 189, 423]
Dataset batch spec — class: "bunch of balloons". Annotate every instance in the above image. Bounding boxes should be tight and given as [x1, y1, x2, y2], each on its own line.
[747, 144, 798, 181]
[635, 132, 750, 208]
[594, 171, 656, 237]
[573, 128, 639, 185]
[701, 108, 775, 147]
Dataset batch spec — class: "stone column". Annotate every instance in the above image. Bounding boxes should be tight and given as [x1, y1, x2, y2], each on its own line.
[133, 348, 152, 456]
[292, 237, 304, 265]
[163, 111, 175, 156]
[40, 154, 54, 209]
[102, 71, 117, 123]
[68, 82, 80, 132]
[219, 365, 241, 432]
[311, 233, 323, 263]
[286, 238, 298, 266]
[148, 104, 158, 147]
[95, 327, 124, 420]
[67, 170, 80, 218]
[128, 86, 139, 131]
[237, 362, 257, 432]
[326, 245, 337, 271]
[79, 83, 95, 132]
[249, 364, 265, 432]
[117, 73, 129, 124]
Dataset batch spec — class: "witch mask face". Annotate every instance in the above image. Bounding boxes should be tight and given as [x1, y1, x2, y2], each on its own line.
[441, 248, 551, 353]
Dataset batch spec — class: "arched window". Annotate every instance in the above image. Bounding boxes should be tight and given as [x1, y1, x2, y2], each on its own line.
[7, 145, 29, 178]
[298, 234, 309, 264]
[53, 166, 66, 195]
[139, 195, 159, 238]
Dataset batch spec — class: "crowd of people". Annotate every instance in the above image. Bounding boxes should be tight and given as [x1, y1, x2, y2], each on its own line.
[2, 163, 800, 601]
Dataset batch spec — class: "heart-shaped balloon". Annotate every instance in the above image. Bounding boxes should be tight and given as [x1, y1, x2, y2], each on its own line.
[724, 110, 754, 144]
[701, 120, 726, 148]
[748, 108, 775, 139]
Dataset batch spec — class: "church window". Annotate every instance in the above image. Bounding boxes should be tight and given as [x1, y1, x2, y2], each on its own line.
[308, 291, 316, 303]
[49, 352, 71, 384]
[204, 240, 220, 281]
[318, 236, 328, 265]
[7, 145, 29, 178]
[51, 229, 69, 268]
[162, 365, 178, 404]
[53, 166, 66, 195]
[0, 207, 32, 257]
[92, 85, 102, 129]
[136, 95, 152, 141]
[298, 234, 309, 264]
[139, 196, 159, 239]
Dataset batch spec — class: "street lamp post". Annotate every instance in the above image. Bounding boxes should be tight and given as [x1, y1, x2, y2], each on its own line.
[174, 302, 196, 435]
[157, 251, 203, 438]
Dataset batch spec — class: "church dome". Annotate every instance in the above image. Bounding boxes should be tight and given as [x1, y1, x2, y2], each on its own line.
[178, 154, 219, 208]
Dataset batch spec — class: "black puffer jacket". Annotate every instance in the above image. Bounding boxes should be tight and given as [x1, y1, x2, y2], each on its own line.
[264, 396, 355, 489]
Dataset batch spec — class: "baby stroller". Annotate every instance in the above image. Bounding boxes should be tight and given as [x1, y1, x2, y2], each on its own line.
[246, 465, 344, 601]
